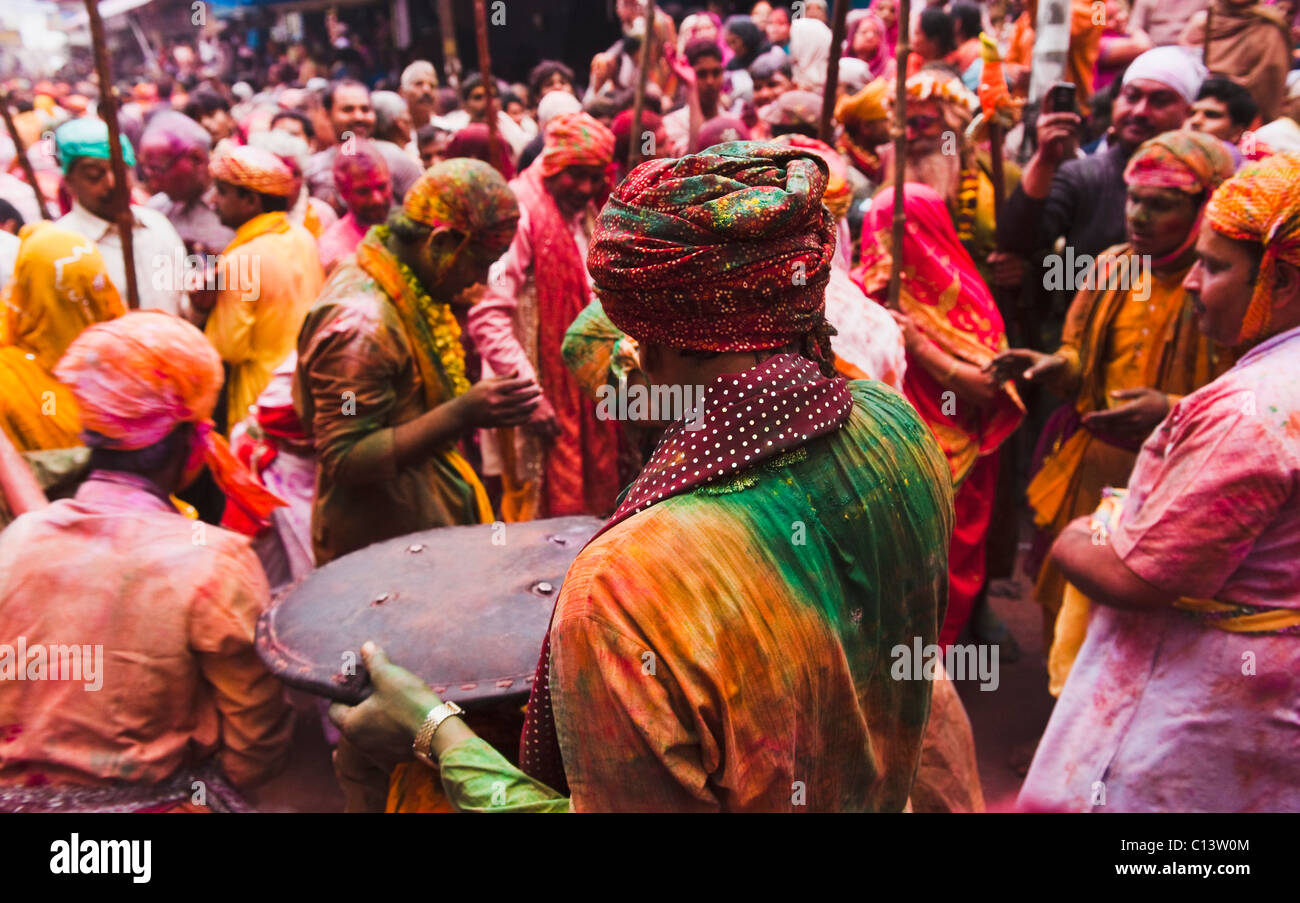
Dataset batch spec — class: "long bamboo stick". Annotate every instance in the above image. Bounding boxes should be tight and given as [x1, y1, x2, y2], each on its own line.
[886, 0, 911, 311]
[85, 0, 140, 309]
[819, 0, 850, 143]
[473, 0, 503, 174]
[0, 91, 53, 220]
[627, 0, 658, 172]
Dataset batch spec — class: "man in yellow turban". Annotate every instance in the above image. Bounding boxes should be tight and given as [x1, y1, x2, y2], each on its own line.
[295, 158, 537, 567]
[206, 144, 324, 433]
[0, 312, 293, 812]
[1020, 152, 1300, 812]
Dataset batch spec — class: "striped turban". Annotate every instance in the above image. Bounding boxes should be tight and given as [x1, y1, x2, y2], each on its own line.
[209, 145, 298, 197]
[540, 112, 614, 178]
[1124, 130, 1234, 197]
[1205, 151, 1300, 345]
[588, 140, 835, 352]
[403, 157, 519, 258]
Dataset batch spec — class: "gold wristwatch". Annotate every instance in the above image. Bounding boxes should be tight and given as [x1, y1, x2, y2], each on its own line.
[412, 700, 464, 767]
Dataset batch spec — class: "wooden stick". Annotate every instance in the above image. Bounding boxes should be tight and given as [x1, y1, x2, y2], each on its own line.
[627, 0, 658, 172]
[819, 0, 850, 143]
[886, 0, 911, 311]
[85, 0, 140, 310]
[436, 0, 462, 90]
[473, 0, 503, 174]
[1203, 6, 1213, 71]
[988, 120, 1005, 227]
[0, 91, 53, 220]
[0, 429, 48, 517]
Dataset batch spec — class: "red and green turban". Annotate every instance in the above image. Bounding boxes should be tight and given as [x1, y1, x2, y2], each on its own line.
[587, 140, 835, 352]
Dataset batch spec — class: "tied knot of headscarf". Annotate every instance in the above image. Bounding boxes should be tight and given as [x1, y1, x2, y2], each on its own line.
[1124, 130, 1235, 197]
[539, 112, 615, 178]
[1206, 151, 1300, 345]
[588, 140, 836, 354]
[55, 311, 285, 532]
[402, 157, 520, 258]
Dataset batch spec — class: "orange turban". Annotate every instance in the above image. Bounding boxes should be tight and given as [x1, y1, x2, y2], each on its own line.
[539, 112, 615, 178]
[1205, 151, 1300, 345]
[55, 311, 285, 533]
[210, 145, 298, 197]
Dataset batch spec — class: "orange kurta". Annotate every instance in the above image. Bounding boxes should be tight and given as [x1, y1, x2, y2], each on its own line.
[207, 212, 324, 432]
[0, 473, 293, 791]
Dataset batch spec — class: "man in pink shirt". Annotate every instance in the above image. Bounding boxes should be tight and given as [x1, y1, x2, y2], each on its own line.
[468, 113, 624, 521]
[1020, 153, 1300, 812]
[0, 312, 293, 812]
[318, 140, 392, 274]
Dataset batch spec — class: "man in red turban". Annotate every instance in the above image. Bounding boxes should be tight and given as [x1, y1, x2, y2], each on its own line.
[468, 112, 624, 522]
[332, 142, 976, 813]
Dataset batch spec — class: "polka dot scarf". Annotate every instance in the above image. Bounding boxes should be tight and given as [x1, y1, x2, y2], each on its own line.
[519, 352, 853, 793]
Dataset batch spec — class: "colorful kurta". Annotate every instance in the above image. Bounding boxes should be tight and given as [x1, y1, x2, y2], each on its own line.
[317, 212, 367, 275]
[1019, 324, 1300, 812]
[1026, 246, 1230, 689]
[294, 236, 490, 565]
[468, 161, 623, 521]
[0, 224, 125, 452]
[434, 376, 959, 811]
[0, 472, 293, 792]
[207, 212, 324, 432]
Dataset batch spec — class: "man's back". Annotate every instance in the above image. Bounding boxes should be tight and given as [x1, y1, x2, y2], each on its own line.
[0, 474, 291, 789]
[550, 382, 954, 811]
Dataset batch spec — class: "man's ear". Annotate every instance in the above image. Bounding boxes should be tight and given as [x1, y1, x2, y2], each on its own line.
[1273, 259, 1300, 314]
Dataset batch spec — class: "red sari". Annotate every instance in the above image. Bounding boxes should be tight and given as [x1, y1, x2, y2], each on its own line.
[854, 183, 1024, 645]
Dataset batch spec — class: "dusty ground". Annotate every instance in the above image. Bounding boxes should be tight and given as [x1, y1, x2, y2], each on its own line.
[956, 574, 1056, 812]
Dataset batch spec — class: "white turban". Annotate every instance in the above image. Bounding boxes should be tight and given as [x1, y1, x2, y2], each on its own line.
[1122, 46, 1206, 105]
[536, 90, 582, 128]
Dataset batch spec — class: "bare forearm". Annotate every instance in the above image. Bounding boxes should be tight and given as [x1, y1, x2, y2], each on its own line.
[1050, 521, 1175, 612]
[392, 397, 466, 470]
[1020, 153, 1057, 199]
[912, 339, 1001, 409]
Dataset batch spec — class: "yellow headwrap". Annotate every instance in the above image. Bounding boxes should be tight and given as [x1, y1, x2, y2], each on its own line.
[834, 76, 889, 125]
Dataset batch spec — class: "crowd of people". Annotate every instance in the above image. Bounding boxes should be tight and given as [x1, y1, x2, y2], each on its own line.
[0, 0, 1296, 814]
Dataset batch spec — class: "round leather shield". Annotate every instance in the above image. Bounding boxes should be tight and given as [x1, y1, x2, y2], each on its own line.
[255, 516, 602, 706]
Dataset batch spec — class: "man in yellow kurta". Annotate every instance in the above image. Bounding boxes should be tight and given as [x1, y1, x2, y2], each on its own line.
[989, 131, 1235, 691]
[206, 145, 324, 433]
[0, 223, 125, 451]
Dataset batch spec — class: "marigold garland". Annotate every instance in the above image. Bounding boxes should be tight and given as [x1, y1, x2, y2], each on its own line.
[955, 165, 979, 243]
[372, 224, 471, 398]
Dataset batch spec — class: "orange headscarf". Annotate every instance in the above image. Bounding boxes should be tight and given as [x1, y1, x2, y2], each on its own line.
[1205, 151, 1300, 346]
[210, 145, 298, 197]
[55, 311, 286, 533]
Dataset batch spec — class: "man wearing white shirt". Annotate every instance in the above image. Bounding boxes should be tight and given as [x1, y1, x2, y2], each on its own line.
[53, 119, 189, 317]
